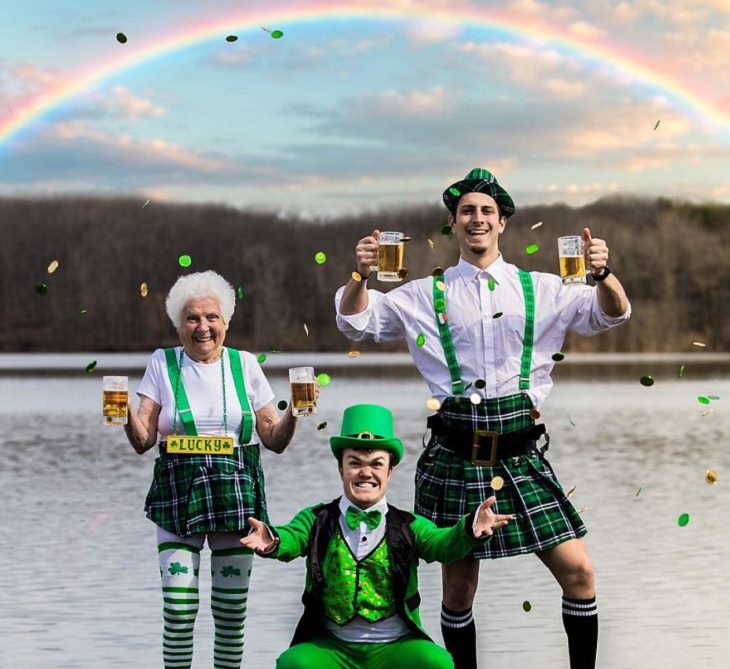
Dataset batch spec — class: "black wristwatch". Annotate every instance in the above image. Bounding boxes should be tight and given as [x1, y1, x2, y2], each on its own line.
[591, 265, 611, 282]
[355, 268, 370, 281]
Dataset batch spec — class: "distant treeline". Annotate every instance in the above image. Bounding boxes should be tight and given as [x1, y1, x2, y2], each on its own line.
[1, 195, 729, 353]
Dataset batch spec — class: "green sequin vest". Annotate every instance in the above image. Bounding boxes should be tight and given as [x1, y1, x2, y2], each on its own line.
[321, 529, 397, 624]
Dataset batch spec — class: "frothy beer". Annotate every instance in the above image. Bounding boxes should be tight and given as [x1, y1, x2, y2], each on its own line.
[559, 255, 586, 283]
[377, 231, 406, 282]
[103, 390, 128, 425]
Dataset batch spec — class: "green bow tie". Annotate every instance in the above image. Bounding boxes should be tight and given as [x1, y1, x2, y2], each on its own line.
[345, 506, 382, 531]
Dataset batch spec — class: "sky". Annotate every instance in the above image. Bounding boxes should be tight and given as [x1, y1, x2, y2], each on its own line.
[1, 0, 729, 217]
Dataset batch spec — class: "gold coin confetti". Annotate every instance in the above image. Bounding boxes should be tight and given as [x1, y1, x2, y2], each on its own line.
[692, 341, 706, 348]
[303, 323, 309, 337]
[435, 280, 446, 291]
[705, 469, 718, 485]
[427, 238, 435, 249]
[47, 260, 59, 274]
[530, 408, 541, 420]
[701, 408, 714, 417]
[490, 476, 504, 491]
[351, 271, 363, 282]
[347, 351, 360, 358]
[530, 221, 543, 230]
[566, 485, 576, 498]
[140, 282, 149, 298]
[578, 506, 589, 514]
[426, 397, 441, 411]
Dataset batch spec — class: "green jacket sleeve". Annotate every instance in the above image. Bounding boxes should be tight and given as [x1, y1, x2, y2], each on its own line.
[263, 506, 317, 562]
[411, 513, 488, 564]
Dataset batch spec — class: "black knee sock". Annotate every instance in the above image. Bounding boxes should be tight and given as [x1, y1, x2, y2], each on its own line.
[562, 596, 598, 669]
[440, 603, 477, 669]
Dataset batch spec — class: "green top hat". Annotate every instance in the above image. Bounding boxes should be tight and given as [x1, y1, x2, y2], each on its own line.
[442, 167, 516, 218]
[330, 404, 404, 466]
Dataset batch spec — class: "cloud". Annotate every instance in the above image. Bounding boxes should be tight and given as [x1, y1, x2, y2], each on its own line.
[99, 86, 165, 120]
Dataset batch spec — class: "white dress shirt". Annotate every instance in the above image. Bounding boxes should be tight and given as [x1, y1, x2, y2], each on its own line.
[322, 496, 410, 643]
[335, 256, 630, 409]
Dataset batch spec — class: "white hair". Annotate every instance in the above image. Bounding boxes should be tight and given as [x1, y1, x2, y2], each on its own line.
[165, 270, 236, 329]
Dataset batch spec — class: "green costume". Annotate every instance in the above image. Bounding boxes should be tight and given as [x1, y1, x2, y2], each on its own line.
[266, 497, 486, 669]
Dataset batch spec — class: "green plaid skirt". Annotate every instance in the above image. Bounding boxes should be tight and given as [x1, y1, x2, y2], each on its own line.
[145, 443, 269, 537]
[415, 394, 586, 559]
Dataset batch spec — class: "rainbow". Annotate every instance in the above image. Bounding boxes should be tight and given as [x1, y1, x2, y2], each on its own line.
[2, 1, 728, 148]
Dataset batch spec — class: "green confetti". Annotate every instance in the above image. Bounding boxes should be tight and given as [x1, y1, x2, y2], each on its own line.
[698, 396, 710, 405]
[257, 354, 267, 364]
[522, 601, 532, 612]
[492, 312, 503, 319]
[654, 120, 661, 130]
[35, 282, 48, 295]
[277, 400, 288, 411]
[85, 360, 97, 373]
[237, 286, 244, 300]
[448, 187, 461, 197]
[416, 333, 426, 347]
[640, 375, 655, 387]
[567, 415, 576, 427]
[707, 395, 720, 400]
[79, 309, 88, 315]
[141, 199, 150, 209]
[635, 484, 644, 497]
[314, 251, 327, 265]
[474, 379, 486, 389]
[178, 254, 192, 268]
[677, 513, 690, 527]
[226, 35, 238, 42]
[116, 32, 127, 44]
[317, 373, 331, 387]
[316, 421, 328, 431]
[487, 278, 495, 291]
[678, 364, 686, 378]
[551, 352, 565, 362]
[525, 243, 540, 255]
[271, 29, 284, 39]
[440, 224, 452, 237]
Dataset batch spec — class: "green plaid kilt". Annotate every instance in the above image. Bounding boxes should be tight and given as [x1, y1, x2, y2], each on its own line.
[415, 394, 586, 559]
[145, 443, 269, 537]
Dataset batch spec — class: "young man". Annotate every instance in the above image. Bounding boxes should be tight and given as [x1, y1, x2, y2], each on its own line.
[241, 403, 513, 669]
[334, 168, 631, 669]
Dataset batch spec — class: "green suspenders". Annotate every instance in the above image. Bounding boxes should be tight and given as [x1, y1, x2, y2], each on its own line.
[432, 268, 536, 395]
[164, 347, 253, 444]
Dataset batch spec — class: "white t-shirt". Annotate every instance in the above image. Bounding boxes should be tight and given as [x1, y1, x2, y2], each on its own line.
[137, 346, 275, 442]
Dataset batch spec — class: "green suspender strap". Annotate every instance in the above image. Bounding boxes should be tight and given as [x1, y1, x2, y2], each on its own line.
[517, 269, 535, 391]
[433, 276, 464, 395]
[164, 347, 197, 436]
[432, 270, 536, 395]
[227, 348, 254, 445]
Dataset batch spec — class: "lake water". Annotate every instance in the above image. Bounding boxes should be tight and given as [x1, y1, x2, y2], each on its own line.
[0, 360, 728, 668]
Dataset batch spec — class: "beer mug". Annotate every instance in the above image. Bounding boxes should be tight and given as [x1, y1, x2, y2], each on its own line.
[375, 231, 406, 282]
[102, 376, 128, 426]
[557, 235, 587, 285]
[289, 367, 317, 417]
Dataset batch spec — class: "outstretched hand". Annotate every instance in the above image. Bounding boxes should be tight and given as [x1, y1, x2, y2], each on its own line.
[240, 517, 277, 554]
[473, 496, 514, 538]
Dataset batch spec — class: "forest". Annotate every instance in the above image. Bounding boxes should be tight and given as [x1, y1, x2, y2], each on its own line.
[1, 195, 728, 354]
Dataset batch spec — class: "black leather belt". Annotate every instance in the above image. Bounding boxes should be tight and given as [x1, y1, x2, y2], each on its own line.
[427, 415, 547, 466]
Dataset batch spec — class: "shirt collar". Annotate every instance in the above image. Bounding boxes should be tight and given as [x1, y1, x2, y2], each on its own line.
[456, 254, 507, 286]
[339, 495, 389, 520]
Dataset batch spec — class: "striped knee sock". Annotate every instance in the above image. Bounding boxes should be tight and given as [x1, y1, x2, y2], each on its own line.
[562, 596, 598, 669]
[158, 542, 201, 669]
[440, 604, 477, 669]
[210, 548, 253, 669]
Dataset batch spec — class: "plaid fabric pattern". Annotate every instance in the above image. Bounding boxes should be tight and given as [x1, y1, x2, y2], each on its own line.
[415, 394, 586, 559]
[145, 444, 269, 537]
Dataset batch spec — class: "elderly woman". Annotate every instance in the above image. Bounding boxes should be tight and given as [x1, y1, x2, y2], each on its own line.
[124, 270, 298, 669]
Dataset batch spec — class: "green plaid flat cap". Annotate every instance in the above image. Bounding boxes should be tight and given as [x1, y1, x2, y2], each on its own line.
[442, 167, 516, 218]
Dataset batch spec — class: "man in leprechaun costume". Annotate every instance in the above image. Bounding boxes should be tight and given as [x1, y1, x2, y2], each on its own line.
[241, 403, 513, 669]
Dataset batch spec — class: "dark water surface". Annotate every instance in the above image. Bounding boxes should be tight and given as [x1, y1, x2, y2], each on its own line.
[0, 368, 728, 668]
